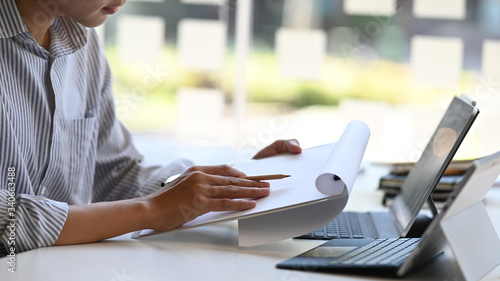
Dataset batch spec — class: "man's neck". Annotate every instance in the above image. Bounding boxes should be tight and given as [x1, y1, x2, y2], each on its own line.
[14, 0, 56, 51]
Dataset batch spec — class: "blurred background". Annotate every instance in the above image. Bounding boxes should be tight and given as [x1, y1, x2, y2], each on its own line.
[95, 0, 500, 164]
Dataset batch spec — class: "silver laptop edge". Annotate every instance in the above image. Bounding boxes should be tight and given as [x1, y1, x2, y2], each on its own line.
[390, 95, 479, 237]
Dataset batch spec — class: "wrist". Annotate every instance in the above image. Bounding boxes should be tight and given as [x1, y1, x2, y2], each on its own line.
[133, 196, 156, 231]
[136, 191, 186, 232]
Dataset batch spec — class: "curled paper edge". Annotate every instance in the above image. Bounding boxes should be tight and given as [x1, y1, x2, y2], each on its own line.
[315, 120, 371, 196]
[316, 173, 345, 196]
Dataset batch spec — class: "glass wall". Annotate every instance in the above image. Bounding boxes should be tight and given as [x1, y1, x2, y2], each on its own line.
[99, 0, 500, 162]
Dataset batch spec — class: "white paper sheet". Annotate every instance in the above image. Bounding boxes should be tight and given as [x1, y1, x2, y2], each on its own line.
[133, 120, 370, 246]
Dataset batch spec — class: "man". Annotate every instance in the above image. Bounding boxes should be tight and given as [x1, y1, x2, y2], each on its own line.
[0, 0, 302, 254]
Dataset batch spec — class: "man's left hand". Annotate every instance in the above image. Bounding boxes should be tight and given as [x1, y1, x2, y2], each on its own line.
[252, 139, 302, 159]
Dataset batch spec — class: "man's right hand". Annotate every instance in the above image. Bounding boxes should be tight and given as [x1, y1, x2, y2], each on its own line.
[143, 165, 270, 232]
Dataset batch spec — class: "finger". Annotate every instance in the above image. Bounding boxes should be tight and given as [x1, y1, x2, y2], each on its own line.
[201, 176, 269, 198]
[253, 139, 302, 159]
[211, 175, 271, 187]
[206, 198, 257, 212]
[269, 139, 301, 155]
[285, 139, 302, 154]
[252, 144, 278, 159]
[209, 185, 270, 199]
[189, 165, 246, 178]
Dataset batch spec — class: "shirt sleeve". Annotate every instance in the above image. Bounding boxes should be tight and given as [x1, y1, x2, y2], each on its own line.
[92, 118, 193, 202]
[0, 27, 192, 256]
[0, 103, 70, 255]
[0, 191, 68, 255]
[90, 30, 193, 203]
[1, 80, 70, 255]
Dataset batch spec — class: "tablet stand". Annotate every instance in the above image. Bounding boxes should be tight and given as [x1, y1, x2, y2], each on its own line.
[440, 201, 500, 281]
[406, 195, 437, 238]
[426, 196, 438, 218]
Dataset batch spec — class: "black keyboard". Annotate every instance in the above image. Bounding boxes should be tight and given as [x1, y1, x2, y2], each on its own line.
[296, 212, 365, 239]
[329, 238, 420, 266]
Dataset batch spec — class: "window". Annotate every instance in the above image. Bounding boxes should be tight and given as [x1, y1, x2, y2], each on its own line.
[101, 0, 500, 161]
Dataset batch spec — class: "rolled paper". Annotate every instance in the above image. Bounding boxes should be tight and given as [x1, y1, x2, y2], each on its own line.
[315, 120, 371, 196]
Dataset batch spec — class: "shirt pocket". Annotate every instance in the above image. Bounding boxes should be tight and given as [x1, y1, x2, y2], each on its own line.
[69, 116, 98, 203]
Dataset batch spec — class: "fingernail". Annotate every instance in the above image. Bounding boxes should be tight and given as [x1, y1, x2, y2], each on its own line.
[261, 188, 270, 194]
[261, 182, 270, 188]
[291, 139, 299, 146]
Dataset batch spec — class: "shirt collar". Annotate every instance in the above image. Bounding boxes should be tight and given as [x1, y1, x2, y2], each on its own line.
[50, 16, 89, 57]
[0, 0, 29, 38]
[0, 0, 88, 57]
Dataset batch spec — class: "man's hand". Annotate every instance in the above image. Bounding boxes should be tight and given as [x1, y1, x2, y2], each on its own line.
[252, 139, 302, 159]
[144, 165, 270, 232]
[55, 165, 270, 246]
[54, 144, 301, 247]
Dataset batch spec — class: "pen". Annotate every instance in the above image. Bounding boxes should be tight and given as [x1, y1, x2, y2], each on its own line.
[160, 174, 290, 187]
[241, 174, 291, 181]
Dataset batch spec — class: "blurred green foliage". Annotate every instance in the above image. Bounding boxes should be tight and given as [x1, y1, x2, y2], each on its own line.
[106, 45, 474, 131]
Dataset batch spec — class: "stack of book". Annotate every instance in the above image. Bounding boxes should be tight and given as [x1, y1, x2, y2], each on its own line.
[378, 159, 473, 207]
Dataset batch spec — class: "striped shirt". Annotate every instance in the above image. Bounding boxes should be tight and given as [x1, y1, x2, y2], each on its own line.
[0, 0, 192, 254]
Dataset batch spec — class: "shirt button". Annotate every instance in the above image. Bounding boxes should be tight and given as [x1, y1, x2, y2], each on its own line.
[40, 186, 47, 196]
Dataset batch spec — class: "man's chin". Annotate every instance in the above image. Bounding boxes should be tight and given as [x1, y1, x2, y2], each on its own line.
[74, 14, 109, 28]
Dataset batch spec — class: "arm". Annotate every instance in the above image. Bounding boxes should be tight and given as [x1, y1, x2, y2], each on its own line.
[0, 190, 68, 254]
[55, 165, 269, 245]
[90, 34, 193, 202]
[55, 30, 264, 245]
[53, 197, 147, 245]
[0, 101, 69, 254]
[54, 30, 299, 246]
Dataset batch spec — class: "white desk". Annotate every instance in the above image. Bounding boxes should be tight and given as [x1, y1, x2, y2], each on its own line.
[2, 161, 500, 281]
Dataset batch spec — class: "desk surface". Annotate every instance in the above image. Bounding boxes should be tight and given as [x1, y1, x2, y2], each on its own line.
[2, 162, 500, 281]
